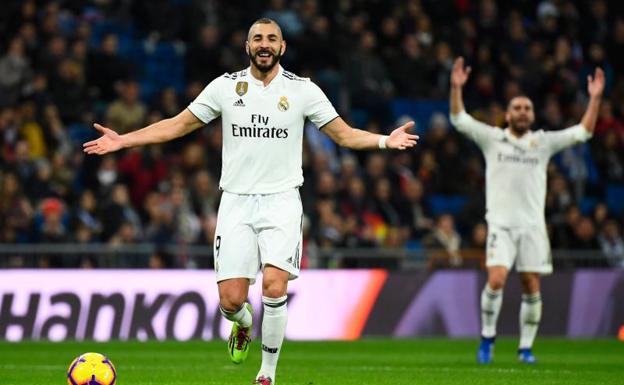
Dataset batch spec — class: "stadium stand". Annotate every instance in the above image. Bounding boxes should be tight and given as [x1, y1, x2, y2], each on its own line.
[0, 0, 623, 269]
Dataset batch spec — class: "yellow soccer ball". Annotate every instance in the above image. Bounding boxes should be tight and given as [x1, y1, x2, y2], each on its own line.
[67, 352, 117, 385]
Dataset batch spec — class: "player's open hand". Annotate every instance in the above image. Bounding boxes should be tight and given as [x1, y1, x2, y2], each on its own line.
[83, 123, 125, 155]
[386, 121, 418, 150]
[451, 57, 471, 88]
[587, 67, 605, 98]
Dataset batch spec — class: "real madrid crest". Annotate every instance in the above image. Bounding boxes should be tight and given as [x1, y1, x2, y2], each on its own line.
[235, 81, 248, 96]
[278, 96, 289, 112]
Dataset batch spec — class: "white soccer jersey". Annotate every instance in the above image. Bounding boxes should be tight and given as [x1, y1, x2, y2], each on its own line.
[451, 111, 592, 228]
[188, 66, 339, 194]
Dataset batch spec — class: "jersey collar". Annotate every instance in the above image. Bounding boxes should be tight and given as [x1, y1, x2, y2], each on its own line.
[248, 65, 284, 88]
[503, 127, 531, 142]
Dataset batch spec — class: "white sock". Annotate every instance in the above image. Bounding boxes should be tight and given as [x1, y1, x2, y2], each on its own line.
[481, 285, 503, 338]
[219, 302, 252, 328]
[519, 292, 542, 349]
[258, 295, 288, 382]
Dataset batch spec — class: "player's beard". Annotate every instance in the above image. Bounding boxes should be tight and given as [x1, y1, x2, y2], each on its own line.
[509, 117, 531, 135]
[249, 48, 282, 73]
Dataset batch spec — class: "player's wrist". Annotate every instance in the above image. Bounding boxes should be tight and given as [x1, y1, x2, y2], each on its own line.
[119, 134, 131, 149]
[378, 135, 389, 150]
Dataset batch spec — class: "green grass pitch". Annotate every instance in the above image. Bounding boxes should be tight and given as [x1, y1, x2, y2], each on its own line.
[1, 338, 623, 385]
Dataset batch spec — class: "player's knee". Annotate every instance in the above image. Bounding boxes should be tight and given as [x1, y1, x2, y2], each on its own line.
[219, 294, 246, 312]
[262, 279, 287, 298]
[488, 275, 507, 291]
[520, 274, 540, 294]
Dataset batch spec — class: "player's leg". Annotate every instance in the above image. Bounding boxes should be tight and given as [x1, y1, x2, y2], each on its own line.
[517, 272, 541, 363]
[219, 278, 252, 321]
[478, 226, 515, 364]
[482, 266, 509, 335]
[214, 192, 260, 364]
[478, 266, 508, 363]
[515, 226, 550, 364]
[218, 278, 254, 364]
[254, 265, 289, 385]
[254, 189, 302, 384]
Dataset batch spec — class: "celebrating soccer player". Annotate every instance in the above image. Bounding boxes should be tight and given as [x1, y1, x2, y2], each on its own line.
[449, 57, 604, 364]
[84, 18, 418, 385]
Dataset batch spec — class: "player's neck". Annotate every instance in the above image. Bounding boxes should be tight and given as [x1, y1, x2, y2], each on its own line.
[508, 127, 528, 138]
[250, 64, 280, 87]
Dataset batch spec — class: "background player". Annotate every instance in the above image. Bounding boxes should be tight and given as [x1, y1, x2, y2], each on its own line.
[84, 18, 418, 385]
[449, 57, 604, 364]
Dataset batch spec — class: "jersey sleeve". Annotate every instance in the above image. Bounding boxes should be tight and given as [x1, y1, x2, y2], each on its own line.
[543, 124, 593, 155]
[450, 111, 497, 149]
[187, 76, 224, 124]
[303, 81, 339, 129]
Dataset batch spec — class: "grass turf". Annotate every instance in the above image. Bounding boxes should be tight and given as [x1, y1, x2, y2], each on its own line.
[1, 338, 623, 385]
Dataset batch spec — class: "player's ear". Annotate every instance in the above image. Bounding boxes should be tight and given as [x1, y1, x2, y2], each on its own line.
[245, 41, 250, 56]
[280, 40, 286, 56]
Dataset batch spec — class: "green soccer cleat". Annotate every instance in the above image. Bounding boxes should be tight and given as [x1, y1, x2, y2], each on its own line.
[228, 303, 253, 364]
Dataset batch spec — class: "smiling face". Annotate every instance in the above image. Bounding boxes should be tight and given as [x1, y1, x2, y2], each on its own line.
[506, 96, 535, 135]
[246, 19, 285, 73]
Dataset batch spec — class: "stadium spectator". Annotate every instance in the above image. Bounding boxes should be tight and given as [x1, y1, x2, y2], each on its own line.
[593, 130, 624, 183]
[263, 0, 304, 38]
[0, 37, 32, 107]
[87, 34, 134, 102]
[423, 214, 462, 267]
[599, 219, 624, 267]
[570, 217, 601, 250]
[0, 171, 33, 243]
[36, 197, 68, 243]
[186, 25, 224, 84]
[344, 30, 394, 124]
[595, 100, 624, 137]
[100, 183, 142, 241]
[72, 189, 102, 239]
[105, 80, 147, 134]
[392, 34, 430, 98]
[402, 178, 433, 238]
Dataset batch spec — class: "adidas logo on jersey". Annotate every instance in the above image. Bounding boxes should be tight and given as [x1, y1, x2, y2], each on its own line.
[233, 99, 245, 107]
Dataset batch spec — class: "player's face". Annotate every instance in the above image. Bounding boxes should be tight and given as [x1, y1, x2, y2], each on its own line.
[506, 97, 535, 134]
[246, 23, 285, 73]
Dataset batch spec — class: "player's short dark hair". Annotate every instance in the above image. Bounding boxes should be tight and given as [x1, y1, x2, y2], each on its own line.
[253, 17, 277, 26]
[248, 18, 283, 40]
[506, 95, 533, 110]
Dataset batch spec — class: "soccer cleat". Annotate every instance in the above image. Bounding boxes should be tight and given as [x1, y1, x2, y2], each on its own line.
[228, 303, 253, 364]
[518, 348, 537, 364]
[253, 375, 273, 385]
[477, 336, 495, 364]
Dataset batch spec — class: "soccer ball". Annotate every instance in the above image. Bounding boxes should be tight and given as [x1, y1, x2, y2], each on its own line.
[67, 352, 117, 385]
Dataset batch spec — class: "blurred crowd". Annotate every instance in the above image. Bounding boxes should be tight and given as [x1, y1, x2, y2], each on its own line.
[1, 0, 624, 268]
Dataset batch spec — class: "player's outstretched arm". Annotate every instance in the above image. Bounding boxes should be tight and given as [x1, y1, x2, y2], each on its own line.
[450, 57, 471, 115]
[83, 109, 204, 155]
[321, 117, 418, 150]
[580, 67, 605, 134]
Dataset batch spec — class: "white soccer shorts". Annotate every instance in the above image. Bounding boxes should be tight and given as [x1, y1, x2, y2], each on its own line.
[485, 224, 553, 275]
[213, 188, 303, 284]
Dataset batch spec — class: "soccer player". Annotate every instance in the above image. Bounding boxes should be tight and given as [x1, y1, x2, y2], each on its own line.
[449, 57, 604, 364]
[84, 18, 418, 385]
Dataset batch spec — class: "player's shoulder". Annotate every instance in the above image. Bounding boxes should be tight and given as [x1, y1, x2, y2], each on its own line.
[220, 68, 250, 81]
[530, 128, 549, 139]
[281, 69, 309, 83]
[281, 69, 324, 96]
